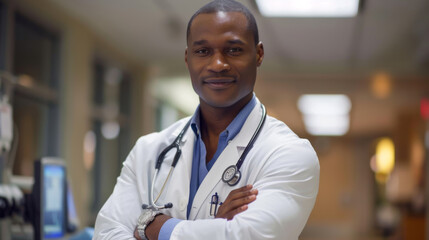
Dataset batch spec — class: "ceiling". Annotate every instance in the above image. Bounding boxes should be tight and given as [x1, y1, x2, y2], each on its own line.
[47, 0, 429, 137]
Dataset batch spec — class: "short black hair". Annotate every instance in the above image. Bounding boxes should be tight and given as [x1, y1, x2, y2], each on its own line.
[186, 0, 259, 45]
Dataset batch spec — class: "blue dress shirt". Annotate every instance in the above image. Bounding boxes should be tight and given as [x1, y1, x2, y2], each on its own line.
[158, 96, 256, 239]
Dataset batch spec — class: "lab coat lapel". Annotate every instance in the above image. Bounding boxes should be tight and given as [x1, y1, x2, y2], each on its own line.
[188, 100, 263, 219]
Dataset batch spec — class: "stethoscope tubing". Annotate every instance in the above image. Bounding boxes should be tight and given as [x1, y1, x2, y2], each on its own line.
[155, 120, 191, 170]
[151, 119, 191, 208]
[150, 167, 174, 208]
[236, 104, 266, 170]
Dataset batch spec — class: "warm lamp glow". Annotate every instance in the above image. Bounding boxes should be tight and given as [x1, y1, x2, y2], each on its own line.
[371, 72, 392, 99]
[18, 74, 35, 87]
[375, 138, 395, 175]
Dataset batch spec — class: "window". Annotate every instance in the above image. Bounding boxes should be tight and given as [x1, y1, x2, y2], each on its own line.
[89, 59, 132, 220]
[11, 13, 60, 176]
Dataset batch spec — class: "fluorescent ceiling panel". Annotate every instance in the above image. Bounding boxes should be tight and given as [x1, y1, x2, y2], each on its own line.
[298, 94, 351, 115]
[303, 114, 350, 136]
[298, 94, 352, 136]
[255, 0, 360, 17]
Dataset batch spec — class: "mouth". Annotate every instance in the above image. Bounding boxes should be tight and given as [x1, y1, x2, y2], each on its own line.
[203, 77, 236, 89]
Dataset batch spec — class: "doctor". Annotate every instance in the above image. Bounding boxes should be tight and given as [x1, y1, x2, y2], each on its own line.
[94, 0, 319, 239]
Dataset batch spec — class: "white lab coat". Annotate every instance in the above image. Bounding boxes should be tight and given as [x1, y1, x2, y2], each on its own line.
[94, 98, 320, 240]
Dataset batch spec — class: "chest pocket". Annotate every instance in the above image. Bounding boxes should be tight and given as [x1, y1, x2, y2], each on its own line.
[197, 182, 246, 219]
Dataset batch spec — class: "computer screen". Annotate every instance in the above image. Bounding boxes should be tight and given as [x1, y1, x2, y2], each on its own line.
[33, 158, 67, 240]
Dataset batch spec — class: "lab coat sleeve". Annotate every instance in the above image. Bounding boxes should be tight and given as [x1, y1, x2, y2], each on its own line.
[93, 141, 144, 240]
[170, 139, 320, 240]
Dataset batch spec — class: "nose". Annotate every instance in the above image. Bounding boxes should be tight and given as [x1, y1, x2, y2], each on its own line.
[207, 51, 230, 73]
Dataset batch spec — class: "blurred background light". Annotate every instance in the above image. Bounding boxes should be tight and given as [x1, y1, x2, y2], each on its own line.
[152, 77, 199, 115]
[101, 121, 120, 140]
[371, 72, 392, 99]
[375, 138, 395, 175]
[255, 0, 360, 17]
[421, 98, 429, 120]
[298, 94, 351, 136]
[17, 74, 34, 87]
[83, 131, 96, 171]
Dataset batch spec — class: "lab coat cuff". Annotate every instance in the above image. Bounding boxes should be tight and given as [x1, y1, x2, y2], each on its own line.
[159, 217, 182, 240]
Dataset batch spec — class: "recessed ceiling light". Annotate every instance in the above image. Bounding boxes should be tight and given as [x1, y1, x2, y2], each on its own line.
[298, 94, 352, 136]
[255, 0, 360, 18]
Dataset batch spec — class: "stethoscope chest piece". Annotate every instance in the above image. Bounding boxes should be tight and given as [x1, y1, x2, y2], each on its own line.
[222, 165, 241, 186]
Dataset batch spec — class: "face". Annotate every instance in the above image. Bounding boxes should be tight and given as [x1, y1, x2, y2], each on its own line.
[185, 11, 264, 109]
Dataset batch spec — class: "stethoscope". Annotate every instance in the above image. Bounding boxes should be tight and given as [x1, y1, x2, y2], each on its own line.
[221, 103, 266, 186]
[148, 104, 266, 210]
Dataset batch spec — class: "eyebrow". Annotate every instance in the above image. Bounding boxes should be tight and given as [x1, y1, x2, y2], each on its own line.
[227, 39, 245, 45]
[192, 40, 208, 46]
[192, 39, 246, 46]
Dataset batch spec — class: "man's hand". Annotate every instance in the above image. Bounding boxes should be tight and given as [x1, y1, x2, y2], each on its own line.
[215, 184, 258, 220]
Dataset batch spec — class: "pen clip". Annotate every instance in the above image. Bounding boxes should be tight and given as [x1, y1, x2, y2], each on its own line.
[210, 192, 219, 216]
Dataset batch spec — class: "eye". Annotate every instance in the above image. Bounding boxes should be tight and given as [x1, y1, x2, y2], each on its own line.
[194, 48, 209, 56]
[227, 47, 243, 56]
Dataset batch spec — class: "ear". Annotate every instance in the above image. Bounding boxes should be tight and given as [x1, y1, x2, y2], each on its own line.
[185, 47, 189, 68]
[256, 42, 264, 67]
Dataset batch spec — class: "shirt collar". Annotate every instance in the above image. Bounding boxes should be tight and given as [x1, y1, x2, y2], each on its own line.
[190, 95, 257, 141]
[190, 106, 201, 137]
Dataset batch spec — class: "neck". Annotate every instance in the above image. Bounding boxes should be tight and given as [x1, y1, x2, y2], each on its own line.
[199, 94, 252, 137]
[198, 93, 253, 163]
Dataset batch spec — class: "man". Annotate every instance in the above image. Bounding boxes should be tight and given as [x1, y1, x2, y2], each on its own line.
[94, 1, 319, 239]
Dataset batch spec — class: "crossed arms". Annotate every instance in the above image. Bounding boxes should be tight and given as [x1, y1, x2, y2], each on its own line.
[135, 185, 259, 239]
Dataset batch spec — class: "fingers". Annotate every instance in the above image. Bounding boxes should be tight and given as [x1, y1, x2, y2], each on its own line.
[222, 185, 258, 205]
[215, 185, 258, 220]
[223, 191, 257, 211]
[221, 203, 248, 220]
[227, 185, 257, 200]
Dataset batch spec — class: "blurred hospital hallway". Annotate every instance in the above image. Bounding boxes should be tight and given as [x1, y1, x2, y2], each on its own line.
[0, 0, 428, 239]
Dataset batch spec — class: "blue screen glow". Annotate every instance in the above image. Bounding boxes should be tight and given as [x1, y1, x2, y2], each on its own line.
[43, 165, 65, 238]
